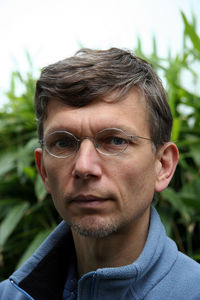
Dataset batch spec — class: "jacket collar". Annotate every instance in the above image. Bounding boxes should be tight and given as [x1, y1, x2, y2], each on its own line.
[10, 206, 178, 300]
[77, 207, 178, 299]
[10, 222, 75, 300]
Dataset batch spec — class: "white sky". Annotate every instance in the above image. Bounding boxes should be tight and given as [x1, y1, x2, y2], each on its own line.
[0, 0, 199, 105]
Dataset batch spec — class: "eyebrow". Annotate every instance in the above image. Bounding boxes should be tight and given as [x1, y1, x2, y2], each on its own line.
[44, 125, 139, 137]
[44, 126, 73, 136]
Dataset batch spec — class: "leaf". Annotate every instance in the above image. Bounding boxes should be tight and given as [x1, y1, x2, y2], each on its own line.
[161, 188, 190, 220]
[181, 11, 200, 53]
[25, 138, 39, 151]
[0, 151, 18, 177]
[181, 194, 200, 210]
[157, 206, 174, 236]
[22, 166, 36, 180]
[0, 202, 29, 247]
[171, 117, 181, 142]
[181, 177, 200, 201]
[0, 198, 21, 207]
[16, 228, 54, 269]
[189, 144, 200, 166]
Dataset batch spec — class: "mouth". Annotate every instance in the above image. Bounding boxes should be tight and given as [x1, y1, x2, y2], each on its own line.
[70, 195, 110, 209]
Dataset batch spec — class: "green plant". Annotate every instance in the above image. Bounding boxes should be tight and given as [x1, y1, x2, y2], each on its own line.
[0, 58, 60, 280]
[135, 11, 200, 260]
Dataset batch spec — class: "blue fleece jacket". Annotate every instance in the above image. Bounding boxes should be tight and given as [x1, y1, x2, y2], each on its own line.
[0, 206, 200, 300]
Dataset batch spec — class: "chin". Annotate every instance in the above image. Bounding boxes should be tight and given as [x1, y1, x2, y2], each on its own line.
[70, 223, 118, 238]
[69, 216, 119, 238]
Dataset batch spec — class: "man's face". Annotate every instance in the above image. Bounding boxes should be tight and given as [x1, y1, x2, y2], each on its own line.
[36, 90, 162, 238]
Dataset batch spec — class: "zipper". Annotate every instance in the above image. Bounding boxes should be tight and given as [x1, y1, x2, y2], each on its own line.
[10, 279, 34, 300]
[89, 272, 97, 300]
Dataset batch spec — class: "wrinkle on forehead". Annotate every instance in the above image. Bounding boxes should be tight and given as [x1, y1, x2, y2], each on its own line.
[44, 90, 149, 138]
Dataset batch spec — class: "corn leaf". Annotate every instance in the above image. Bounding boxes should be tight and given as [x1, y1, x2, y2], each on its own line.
[0, 202, 29, 247]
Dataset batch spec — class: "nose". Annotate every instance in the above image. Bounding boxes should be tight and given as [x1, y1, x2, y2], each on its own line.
[72, 139, 102, 180]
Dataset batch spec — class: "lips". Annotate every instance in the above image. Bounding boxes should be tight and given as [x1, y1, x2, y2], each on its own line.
[72, 195, 107, 202]
[70, 194, 110, 209]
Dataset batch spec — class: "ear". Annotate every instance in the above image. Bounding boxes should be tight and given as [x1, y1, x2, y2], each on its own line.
[155, 142, 179, 193]
[35, 148, 51, 194]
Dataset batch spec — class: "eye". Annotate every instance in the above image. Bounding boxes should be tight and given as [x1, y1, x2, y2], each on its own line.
[107, 136, 127, 146]
[46, 132, 77, 151]
[99, 134, 129, 150]
[55, 137, 75, 148]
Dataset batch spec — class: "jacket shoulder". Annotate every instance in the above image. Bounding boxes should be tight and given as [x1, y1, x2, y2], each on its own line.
[175, 251, 200, 279]
[0, 279, 27, 300]
[154, 251, 200, 299]
[144, 244, 200, 299]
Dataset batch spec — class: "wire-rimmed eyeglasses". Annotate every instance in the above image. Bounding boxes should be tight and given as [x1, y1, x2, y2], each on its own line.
[40, 128, 152, 158]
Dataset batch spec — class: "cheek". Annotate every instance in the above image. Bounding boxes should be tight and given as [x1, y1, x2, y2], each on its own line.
[117, 158, 157, 201]
[44, 160, 70, 200]
[46, 168, 70, 219]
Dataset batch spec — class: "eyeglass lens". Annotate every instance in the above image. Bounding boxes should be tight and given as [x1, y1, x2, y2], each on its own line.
[45, 132, 78, 157]
[96, 128, 129, 155]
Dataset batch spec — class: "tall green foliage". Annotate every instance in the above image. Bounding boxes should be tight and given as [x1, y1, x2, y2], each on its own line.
[0, 59, 60, 280]
[135, 11, 200, 259]
[0, 12, 200, 280]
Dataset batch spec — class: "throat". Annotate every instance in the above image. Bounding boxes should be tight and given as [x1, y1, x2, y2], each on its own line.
[71, 207, 151, 278]
[72, 227, 148, 278]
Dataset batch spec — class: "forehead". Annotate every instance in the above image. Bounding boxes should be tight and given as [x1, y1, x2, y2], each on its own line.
[44, 90, 149, 136]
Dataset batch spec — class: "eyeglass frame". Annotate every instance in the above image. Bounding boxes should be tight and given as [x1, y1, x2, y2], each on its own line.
[39, 127, 153, 159]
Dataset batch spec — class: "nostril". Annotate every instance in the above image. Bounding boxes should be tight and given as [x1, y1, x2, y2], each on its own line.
[72, 169, 92, 180]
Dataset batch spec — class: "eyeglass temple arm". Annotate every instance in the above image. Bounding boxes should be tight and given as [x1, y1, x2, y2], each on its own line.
[128, 135, 152, 141]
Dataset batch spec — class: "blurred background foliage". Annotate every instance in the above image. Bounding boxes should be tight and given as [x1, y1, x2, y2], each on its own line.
[0, 11, 200, 280]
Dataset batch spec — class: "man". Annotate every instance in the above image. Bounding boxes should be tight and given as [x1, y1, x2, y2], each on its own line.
[0, 48, 200, 300]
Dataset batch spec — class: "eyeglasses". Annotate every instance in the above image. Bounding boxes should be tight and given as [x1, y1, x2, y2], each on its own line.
[40, 128, 152, 158]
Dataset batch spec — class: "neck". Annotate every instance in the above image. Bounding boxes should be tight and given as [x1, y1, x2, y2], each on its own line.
[72, 208, 150, 278]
